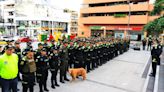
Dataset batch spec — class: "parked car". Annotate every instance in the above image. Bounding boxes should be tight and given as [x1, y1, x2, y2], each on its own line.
[17, 37, 32, 42]
[130, 41, 141, 50]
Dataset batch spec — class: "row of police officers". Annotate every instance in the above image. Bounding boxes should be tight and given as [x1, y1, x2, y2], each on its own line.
[0, 38, 130, 92]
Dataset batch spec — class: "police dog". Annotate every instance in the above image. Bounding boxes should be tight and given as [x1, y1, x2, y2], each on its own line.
[69, 68, 87, 81]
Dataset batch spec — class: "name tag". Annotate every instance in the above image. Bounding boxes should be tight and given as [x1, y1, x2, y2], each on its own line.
[4, 61, 8, 65]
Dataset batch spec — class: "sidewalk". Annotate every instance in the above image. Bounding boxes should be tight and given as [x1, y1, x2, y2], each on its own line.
[16, 49, 150, 92]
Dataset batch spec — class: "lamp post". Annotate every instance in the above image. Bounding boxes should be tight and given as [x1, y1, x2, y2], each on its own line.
[127, 0, 131, 39]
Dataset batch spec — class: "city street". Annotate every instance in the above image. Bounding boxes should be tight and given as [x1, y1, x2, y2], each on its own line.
[16, 49, 150, 92]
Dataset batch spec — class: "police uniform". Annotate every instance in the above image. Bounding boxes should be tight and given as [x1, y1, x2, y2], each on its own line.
[36, 48, 49, 92]
[68, 43, 75, 68]
[49, 47, 60, 88]
[150, 44, 159, 77]
[59, 43, 69, 83]
[14, 42, 22, 81]
[85, 43, 91, 72]
[20, 49, 36, 92]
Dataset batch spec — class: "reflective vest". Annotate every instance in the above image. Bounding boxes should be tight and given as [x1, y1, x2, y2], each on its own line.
[0, 53, 18, 79]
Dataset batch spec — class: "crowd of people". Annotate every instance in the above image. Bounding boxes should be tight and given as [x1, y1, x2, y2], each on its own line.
[0, 37, 130, 92]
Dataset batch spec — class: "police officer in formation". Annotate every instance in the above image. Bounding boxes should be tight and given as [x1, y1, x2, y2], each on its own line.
[49, 46, 60, 88]
[14, 42, 22, 81]
[36, 48, 49, 92]
[59, 41, 70, 83]
[20, 48, 36, 92]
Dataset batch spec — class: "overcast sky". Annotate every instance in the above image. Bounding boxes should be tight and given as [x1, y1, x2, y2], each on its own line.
[49, 0, 156, 12]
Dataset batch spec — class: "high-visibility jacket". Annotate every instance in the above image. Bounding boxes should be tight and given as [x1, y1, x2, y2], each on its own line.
[0, 53, 18, 79]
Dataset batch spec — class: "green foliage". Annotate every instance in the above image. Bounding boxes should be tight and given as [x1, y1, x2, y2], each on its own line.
[143, 16, 164, 35]
[151, 0, 164, 15]
[114, 14, 127, 18]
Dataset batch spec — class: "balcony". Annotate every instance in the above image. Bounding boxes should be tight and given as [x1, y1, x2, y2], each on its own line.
[83, 0, 127, 4]
[79, 15, 148, 24]
[81, 3, 149, 13]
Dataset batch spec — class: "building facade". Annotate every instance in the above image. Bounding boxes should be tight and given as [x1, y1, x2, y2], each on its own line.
[0, 0, 71, 37]
[64, 9, 78, 36]
[78, 0, 158, 40]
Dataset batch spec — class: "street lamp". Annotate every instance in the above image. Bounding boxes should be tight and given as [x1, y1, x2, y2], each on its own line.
[127, 0, 131, 39]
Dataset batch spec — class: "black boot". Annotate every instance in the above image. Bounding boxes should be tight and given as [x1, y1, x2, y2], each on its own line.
[55, 80, 60, 87]
[51, 85, 55, 89]
[60, 80, 65, 83]
[64, 78, 70, 81]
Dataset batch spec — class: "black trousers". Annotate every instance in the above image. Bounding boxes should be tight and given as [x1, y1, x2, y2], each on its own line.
[143, 45, 146, 50]
[86, 60, 91, 72]
[50, 68, 59, 86]
[23, 85, 34, 92]
[147, 44, 152, 50]
[60, 61, 69, 82]
[37, 70, 48, 92]
[152, 62, 157, 76]
[22, 73, 35, 92]
[0, 77, 18, 92]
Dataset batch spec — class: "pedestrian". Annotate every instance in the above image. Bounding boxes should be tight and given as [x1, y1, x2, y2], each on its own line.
[0, 45, 18, 92]
[142, 38, 147, 50]
[20, 48, 36, 92]
[147, 36, 153, 50]
[36, 48, 49, 92]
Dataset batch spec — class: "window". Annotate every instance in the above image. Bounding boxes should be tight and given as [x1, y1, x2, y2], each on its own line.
[8, 12, 14, 16]
[8, 18, 14, 23]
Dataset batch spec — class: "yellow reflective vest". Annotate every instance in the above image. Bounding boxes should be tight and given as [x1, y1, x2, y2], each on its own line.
[0, 53, 18, 79]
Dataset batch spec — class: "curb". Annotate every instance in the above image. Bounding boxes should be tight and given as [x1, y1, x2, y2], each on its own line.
[141, 56, 152, 78]
[153, 65, 160, 92]
[142, 63, 152, 92]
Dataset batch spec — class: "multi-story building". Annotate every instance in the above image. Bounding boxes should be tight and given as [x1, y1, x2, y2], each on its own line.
[0, 0, 71, 37]
[64, 9, 78, 35]
[78, 0, 158, 40]
[0, 0, 16, 36]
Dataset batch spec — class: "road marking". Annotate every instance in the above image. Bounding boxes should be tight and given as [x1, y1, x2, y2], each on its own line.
[86, 79, 136, 92]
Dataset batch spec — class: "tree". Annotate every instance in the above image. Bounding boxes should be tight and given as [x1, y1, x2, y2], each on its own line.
[143, 17, 164, 36]
[151, 0, 164, 15]
[143, 0, 164, 36]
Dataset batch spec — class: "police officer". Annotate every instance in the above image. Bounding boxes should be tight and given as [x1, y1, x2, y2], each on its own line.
[147, 36, 153, 51]
[68, 42, 74, 68]
[49, 47, 60, 89]
[20, 48, 36, 92]
[36, 48, 49, 92]
[59, 41, 70, 83]
[14, 42, 22, 81]
[0, 45, 18, 92]
[149, 40, 162, 77]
